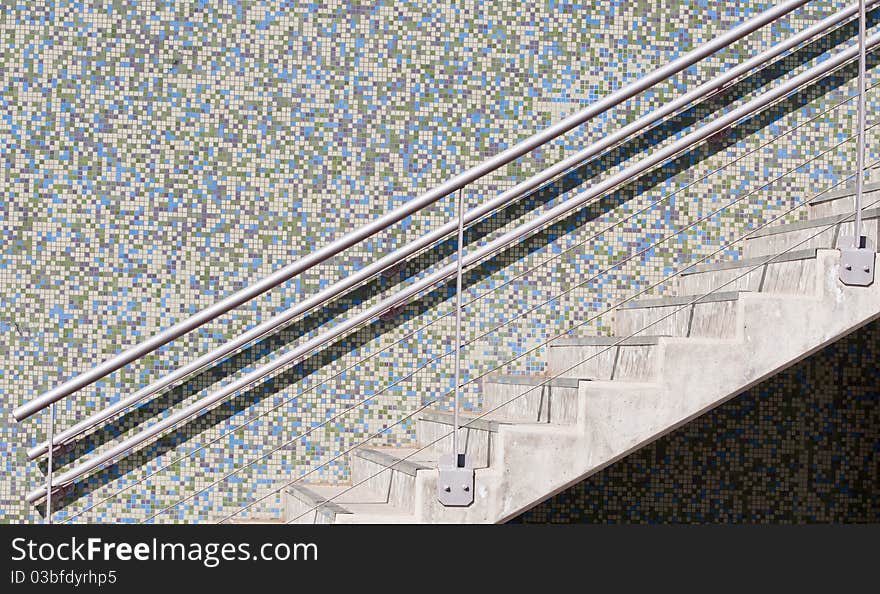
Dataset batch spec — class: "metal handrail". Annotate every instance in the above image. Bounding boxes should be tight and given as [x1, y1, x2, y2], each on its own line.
[25, 0, 870, 461]
[12, 0, 812, 423]
[26, 25, 879, 504]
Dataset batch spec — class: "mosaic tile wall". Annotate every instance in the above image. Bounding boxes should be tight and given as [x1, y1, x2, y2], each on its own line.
[1, 0, 878, 523]
[513, 318, 880, 524]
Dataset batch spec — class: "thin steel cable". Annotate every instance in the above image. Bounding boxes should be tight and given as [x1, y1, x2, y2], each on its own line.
[283, 192, 880, 524]
[220, 164, 880, 524]
[63, 59, 875, 524]
[141, 120, 879, 524]
[133, 115, 877, 524]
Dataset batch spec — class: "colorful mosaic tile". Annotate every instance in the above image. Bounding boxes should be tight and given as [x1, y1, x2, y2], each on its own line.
[1, 1, 876, 523]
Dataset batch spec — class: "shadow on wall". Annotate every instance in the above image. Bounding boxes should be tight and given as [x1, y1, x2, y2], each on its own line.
[41, 11, 880, 514]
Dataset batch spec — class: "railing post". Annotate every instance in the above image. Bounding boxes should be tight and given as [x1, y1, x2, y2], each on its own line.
[857, 0, 868, 242]
[45, 403, 55, 524]
[841, 0, 877, 285]
[438, 187, 474, 507]
[453, 186, 464, 463]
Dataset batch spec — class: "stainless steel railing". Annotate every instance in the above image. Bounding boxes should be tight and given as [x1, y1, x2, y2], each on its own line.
[29, 9, 880, 506]
[26, 0, 868, 464]
[11, 0, 813, 425]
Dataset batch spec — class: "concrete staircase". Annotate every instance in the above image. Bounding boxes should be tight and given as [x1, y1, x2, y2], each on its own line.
[283, 186, 880, 523]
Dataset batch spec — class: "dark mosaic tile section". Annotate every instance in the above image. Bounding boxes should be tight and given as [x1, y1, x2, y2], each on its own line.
[513, 319, 880, 524]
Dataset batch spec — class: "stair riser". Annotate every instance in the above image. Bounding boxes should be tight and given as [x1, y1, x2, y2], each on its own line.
[743, 218, 878, 259]
[579, 381, 665, 461]
[809, 196, 854, 219]
[350, 454, 417, 512]
[615, 299, 739, 338]
[546, 344, 660, 380]
[809, 186, 880, 219]
[415, 418, 495, 468]
[283, 492, 337, 525]
[677, 257, 817, 296]
[481, 381, 579, 424]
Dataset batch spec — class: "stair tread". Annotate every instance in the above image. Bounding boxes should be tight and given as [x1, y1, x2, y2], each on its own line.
[680, 249, 817, 275]
[287, 483, 415, 522]
[353, 446, 436, 475]
[747, 207, 880, 239]
[580, 379, 661, 388]
[331, 502, 417, 521]
[286, 483, 356, 514]
[484, 373, 584, 388]
[620, 290, 744, 309]
[419, 409, 517, 432]
[550, 335, 668, 347]
[809, 179, 880, 205]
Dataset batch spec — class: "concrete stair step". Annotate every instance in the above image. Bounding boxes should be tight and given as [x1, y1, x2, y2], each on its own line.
[350, 447, 435, 512]
[808, 179, 880, 219]
[285, 484, 352, 524]
[284, 483, 415, 524]
[547, 335, 665, 381]
[416, 410, 515, 467]
[676, 248, 819, 296]
[743, 207, 879, 258]
[615, 291, 743, 338]
[224, 517, 285, 524]
[481, 374, 584, 424]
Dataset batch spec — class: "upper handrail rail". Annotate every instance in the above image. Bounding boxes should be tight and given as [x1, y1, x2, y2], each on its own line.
[12, 0, 811, 423]
[25, 22, 880, 504]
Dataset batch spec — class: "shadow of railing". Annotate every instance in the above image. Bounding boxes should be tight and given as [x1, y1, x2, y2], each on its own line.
[41, 11, 880, 514]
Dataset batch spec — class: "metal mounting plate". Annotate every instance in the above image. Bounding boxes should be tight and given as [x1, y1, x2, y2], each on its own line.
[838, 236, 876, 286]
[437, 453, 474, 507]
